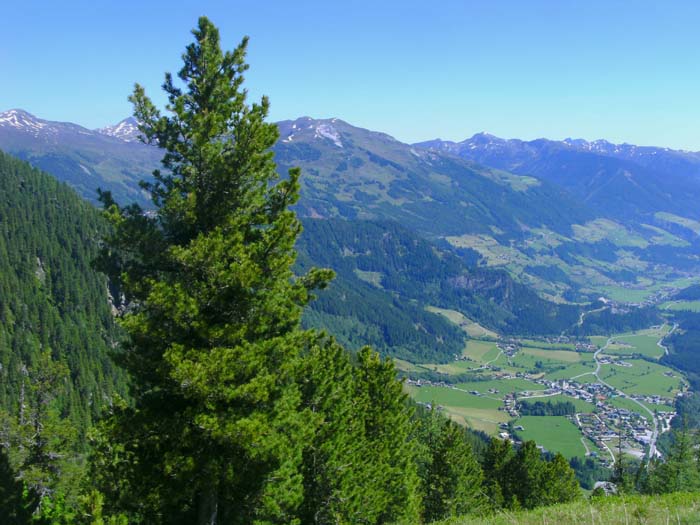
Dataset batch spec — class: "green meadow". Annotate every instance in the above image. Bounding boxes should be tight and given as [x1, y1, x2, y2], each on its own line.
[598, 359, 683, 397]
[512, 416, 587, 458]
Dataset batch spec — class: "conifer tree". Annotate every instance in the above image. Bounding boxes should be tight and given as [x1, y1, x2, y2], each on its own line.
[418, 410, 485, 522]
[297, 337, 370, 524]
[508, 441, 546, 509]
[18, 350, 73, 502]
[482, 438, 513, 509]
[651, 425, 699, 494]
[611, 432, 632, 493]
[541, 453, 580, 505]
[353, 347, 422, 523]
[93, 17, 332, 524]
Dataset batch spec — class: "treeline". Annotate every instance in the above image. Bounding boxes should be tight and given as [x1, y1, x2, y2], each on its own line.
[398, 368, 489, 385]
[674, 284, 700, 301]
[569, 456, 611, 490]
[518, 400, 577, 416]
[301, 272, 466, 363]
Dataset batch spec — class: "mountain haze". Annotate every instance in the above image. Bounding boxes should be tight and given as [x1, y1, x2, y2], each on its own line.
[416, 133, 700, 226]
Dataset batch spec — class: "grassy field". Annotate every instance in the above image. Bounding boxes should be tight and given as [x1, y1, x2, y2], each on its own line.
[438, 492, 700, 525]
[655, 211, 700, 235]
[604, 326, 669, 359]
[421, 360, 476, 375]
[393, 358, 425, 373]
[663, 300, 700, 312]
[640, 223, 691, 247]
[353, 269, 383, 287]
[510, 351, 581, 373]
[520, 347, 583, 363]
[442, 405, 510, 434]
[544, 362, 596, 380]
[518, 339, 577, 350]
[406, 385, 502, 410]
[462, 340, 501, 363]
[597, 286, 654, 303]
[589, 335, 609, 348]
[405, 384, 508, 434]
[572, 219, 648, 248]
[609, 335, 662, 359]
[512, 416, 587, 458]
[599, 359, 683, 397]
[598, 276, 700, 303]
[426, 306, 499, 339]
[417, 340, 503, 374]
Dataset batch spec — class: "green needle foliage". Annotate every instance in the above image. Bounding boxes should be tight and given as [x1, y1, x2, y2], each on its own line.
[417, 409, 485, 522]
[93, 17, 333, 524]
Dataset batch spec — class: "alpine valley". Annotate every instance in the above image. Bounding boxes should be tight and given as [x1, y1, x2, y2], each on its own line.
[2, 107, 700, 478]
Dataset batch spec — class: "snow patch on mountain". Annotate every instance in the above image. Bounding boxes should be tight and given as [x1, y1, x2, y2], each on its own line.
[0, 109, 50, 136]
[314, 123, 343, 148]
[97, 117, 142, 142]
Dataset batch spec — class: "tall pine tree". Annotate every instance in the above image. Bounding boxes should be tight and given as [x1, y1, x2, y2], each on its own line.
[93, 17, 332, 524]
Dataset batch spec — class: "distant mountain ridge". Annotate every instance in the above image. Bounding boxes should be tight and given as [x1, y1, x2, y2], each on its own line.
[0, 109, 142, 142]
[273, 116, 591, 238]
[0, 109, 160, 206]
[2, 109, 699, 306]
[415, 133, 700, 223]
[97, 116, 142, 142]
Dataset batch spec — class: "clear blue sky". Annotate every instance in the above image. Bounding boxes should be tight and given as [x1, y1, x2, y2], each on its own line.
[2, 0, 700, 149]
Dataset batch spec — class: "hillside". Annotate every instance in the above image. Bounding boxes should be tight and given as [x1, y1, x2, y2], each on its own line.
[416, 133, 700, 227]
[298, 218, 582, 359]
[0, 150, 126, 435]
[275, 117, 592, 238]
[439, 492, 700, 525]
[0, 109, 159, 206]
[277, 119, 700, 302]
[4, 110, 698, 305]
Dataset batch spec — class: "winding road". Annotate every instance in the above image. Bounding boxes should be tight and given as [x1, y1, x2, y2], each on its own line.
[572, 335, 662, 459]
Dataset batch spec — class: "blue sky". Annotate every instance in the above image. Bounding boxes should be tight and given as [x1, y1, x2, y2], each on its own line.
[2, 0, 700, 148]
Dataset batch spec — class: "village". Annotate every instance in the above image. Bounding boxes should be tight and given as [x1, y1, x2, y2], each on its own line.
[407, 369, 679, 464]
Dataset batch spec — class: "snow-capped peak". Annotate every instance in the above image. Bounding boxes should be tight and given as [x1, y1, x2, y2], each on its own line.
[0, 109, 48, 134]
[97, 117, 142, 142]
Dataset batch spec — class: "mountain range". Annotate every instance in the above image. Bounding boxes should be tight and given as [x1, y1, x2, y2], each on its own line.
[0, 109, 159, 206]
[415, 133, 700, 224]
[1, 109, 699, 320]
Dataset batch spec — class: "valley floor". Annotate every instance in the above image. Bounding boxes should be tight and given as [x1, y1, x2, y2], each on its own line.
[401, 320, 687, 464]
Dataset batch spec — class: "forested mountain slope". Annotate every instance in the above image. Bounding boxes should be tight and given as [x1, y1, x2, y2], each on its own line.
[0, 150, 126, 435]
[298, 219, 581, 362]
